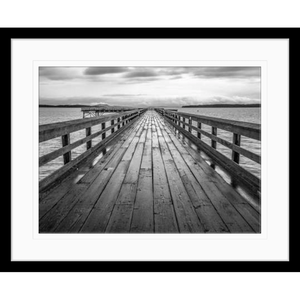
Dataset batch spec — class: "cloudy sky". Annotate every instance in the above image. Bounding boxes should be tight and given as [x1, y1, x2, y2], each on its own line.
[39, 66, 261, 107]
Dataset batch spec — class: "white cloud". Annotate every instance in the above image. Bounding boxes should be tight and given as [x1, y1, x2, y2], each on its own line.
[39, 66, 261, 107]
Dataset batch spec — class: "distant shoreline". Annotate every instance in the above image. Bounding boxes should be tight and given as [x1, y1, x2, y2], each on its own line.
[39, 104, 92, 108]
[39, 104, 135, 109]
[182, 104, 261, 108]
[39, 103, 261, 109]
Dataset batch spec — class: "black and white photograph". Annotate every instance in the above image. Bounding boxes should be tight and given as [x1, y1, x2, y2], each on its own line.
[8, 32, 291, 264]
[39, 66, 261, 234]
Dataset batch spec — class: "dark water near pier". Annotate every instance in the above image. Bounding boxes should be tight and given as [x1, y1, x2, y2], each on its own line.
[39, 107, 261, 181]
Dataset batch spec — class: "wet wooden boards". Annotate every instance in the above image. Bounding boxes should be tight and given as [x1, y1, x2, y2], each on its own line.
[39, 111, 260, 233]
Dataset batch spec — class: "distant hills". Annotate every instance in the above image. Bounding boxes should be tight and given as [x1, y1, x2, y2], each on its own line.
[39, 103, 261, 109]
[182, 103, 261, 108]
[39, 104, 128, 108]
[39, 104, 94, 108]
[39, 104, 136, 110]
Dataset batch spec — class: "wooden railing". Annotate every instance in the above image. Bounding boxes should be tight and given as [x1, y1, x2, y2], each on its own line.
[39, 109, 146, 191]
[155, 108, 261, 193]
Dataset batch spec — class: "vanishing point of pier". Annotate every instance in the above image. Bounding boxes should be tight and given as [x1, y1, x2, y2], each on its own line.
[39, 108, 261, 233]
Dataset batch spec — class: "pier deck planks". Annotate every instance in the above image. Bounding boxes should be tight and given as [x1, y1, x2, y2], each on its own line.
[39, 111, 260, 233]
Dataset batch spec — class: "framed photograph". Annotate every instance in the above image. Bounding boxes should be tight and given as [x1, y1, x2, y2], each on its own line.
[6, 28, 296, 271]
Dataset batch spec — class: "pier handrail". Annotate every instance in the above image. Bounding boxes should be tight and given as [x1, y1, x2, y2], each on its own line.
[39, 109, 146, 191]
[155, 108, 261, 192]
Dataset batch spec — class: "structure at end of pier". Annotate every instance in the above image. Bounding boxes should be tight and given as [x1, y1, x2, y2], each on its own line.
[81, 106, 138, 118]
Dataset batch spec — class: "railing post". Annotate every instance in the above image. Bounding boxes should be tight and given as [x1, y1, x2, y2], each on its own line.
[188, 117, 192, 133]
[197, 122, 201, 139]
[86, 127, 92, 150]
[102, 122, 106, 140]
[111, 119, 115, 134]
[211, 127, 217, 149]
[232, 133, 241, 164]
[117, 117, 121, 129]
[61, 133, 71, 164]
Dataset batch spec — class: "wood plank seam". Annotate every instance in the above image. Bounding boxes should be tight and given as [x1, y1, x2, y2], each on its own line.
[104, 117, 148, 233]
[156, 113, 259, 232]
[78, 115, 148, 233]
[39, 116, 148, 232]
[155, 115, 204, 233]
[151, 113, 179, 233]
[155, 114, 230, 232]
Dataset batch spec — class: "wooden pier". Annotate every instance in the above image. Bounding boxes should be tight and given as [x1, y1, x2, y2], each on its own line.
[39, 109, 261, 233]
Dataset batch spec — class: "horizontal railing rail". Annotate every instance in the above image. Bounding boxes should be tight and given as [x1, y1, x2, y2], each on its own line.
[155, 108, 261, 193]
[39, 109, 146, 191]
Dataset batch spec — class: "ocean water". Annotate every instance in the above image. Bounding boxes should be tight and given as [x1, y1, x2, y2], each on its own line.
[39, 107, 261, 181]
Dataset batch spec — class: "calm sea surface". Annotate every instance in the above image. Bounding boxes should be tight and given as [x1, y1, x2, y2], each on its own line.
[39, 107, 261, 181]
